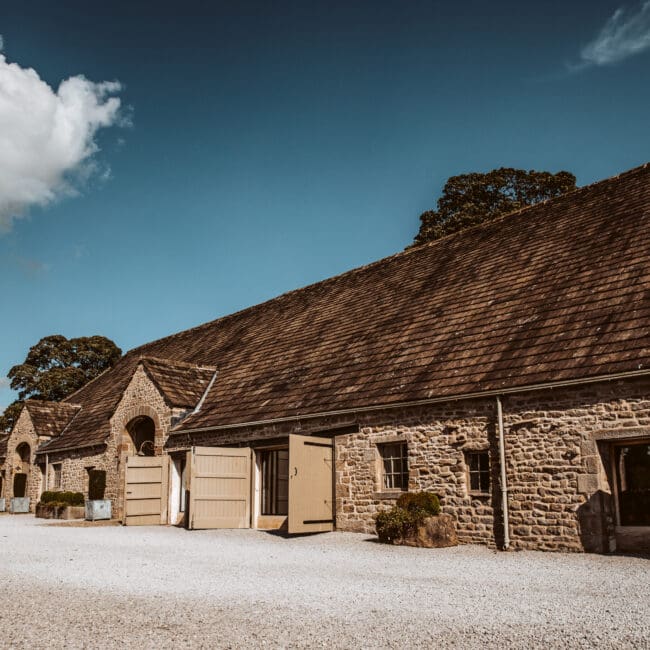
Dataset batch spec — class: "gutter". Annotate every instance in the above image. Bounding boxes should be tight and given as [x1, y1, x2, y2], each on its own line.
[35, 441, 107, 456]
[170, 367, 650, 436]
[496, 396, 510, 550]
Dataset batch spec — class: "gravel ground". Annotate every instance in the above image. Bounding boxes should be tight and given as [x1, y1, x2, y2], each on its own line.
[0, 515, 648, 649]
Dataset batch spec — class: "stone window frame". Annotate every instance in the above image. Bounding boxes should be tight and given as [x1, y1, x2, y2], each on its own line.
[52, 463, 62, 490]
[376, 439, 409, 492]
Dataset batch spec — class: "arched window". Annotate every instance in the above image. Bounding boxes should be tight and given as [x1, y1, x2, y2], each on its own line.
[126, 416, 156, 456]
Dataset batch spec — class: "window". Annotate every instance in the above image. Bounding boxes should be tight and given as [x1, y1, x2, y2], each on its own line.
[52, 463, 62, 490]
[379, 442, 408, 490]
[260, 449, 289, 516]
[466, 451, 490, 494]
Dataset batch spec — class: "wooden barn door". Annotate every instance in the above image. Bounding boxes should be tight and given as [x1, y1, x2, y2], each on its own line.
[288, 434, 334, 534]
[188, 447, 252, 529]
[124, 455, 170, 526]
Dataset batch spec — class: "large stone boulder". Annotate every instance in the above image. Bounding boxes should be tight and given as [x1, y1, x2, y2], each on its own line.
[395, 513, 458, 548]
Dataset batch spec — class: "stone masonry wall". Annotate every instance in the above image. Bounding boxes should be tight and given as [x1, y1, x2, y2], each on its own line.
[5, 369, 647, 551]
[110, 365, 173, 519]
[44, 444, 117, 502]
[168, 376, 650, 553]
[31, 365, 174, 520]
[501, 378, 650, 552]
[338, 401, 498, 546]
[1, 408, 48, 511]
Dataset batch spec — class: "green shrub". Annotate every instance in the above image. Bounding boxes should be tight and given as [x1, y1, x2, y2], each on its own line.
[375, 507, 418, 543]
[39, 490, 84, 507]
[88, 469, 107, 500]
[396, 491, 440, 517]
[375, 491, 441, 544]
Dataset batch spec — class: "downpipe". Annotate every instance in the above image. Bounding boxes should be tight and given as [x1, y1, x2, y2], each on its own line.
[496, 396, 510, 550]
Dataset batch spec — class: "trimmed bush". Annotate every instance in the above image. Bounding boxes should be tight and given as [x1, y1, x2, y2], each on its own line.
[396, 491, 440, 517]
[375, 507, 418, 544]
[39, 491, 84, 507]
[375, 491, 441, 544]
[88, 470, 107, 501]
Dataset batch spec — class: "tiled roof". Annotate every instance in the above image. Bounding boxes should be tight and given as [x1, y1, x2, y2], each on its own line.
[24, 401, 80, 438]
[140, 357, 216, 408]
[41, 162, 650, 450]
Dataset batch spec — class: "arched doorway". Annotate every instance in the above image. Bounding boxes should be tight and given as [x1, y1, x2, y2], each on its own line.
[126, 416, 156, 456]
[13, 442, 31, 498]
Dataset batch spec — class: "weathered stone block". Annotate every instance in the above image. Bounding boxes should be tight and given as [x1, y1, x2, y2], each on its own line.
[577, 474, 599, 495]
[395, 514, 459, 548]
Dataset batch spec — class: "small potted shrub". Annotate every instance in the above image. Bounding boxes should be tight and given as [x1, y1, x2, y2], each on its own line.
[36, 491, 85, 519]
[85, 469, 111, 521]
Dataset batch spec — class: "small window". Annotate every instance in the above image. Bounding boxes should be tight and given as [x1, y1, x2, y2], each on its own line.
[466, 451, 490, 494]
[52, 464, 62, 490]
[379, 442, 408, 491]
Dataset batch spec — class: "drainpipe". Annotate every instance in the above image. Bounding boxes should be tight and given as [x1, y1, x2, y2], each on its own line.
[44, 453, 49, 491]
[496, 396, 510, 550]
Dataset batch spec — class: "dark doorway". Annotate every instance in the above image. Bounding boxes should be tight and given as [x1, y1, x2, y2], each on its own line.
[13, 473, 27, 498]
[616, 443, 650, 526]
[260, 449, 289, 516]
[126, 416, 156, 456]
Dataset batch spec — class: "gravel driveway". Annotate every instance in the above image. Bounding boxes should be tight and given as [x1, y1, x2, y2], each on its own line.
[0, 515, 648, 649]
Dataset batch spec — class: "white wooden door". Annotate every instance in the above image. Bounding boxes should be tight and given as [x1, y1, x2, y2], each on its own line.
[124, 455, 169, 526]
[288, 434, 334, 534]
[189, 446, 252, 529]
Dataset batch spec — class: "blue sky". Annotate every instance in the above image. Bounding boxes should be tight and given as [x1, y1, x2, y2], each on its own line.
[1, 0, 649, 411]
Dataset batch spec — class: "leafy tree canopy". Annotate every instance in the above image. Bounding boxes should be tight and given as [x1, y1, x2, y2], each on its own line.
[0, 335, 121, 432]
[412, 167, 577, 246]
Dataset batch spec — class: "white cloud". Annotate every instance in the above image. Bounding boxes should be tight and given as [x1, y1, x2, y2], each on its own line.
[0, 51, 124, 231]
[579, 2, 650, 67]
[0, 35, 4, 52]
[0, 378, 10, 389]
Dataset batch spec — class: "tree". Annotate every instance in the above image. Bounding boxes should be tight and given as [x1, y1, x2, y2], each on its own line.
[0, 335, 121, 432]
[412, 167, 577, 246]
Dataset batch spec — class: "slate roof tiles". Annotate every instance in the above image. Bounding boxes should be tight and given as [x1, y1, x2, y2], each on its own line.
[24, 401, 81, 438]
[36, 162, 650, 451]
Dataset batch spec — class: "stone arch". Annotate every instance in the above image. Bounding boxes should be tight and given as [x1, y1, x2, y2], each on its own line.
[119, 405, 164, 457]
[14, 441, 31, 468]
[126, 416, 156, 456]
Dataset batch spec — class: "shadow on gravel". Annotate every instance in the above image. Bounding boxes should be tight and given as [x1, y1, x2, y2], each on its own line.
[259, 529, 330, 539]
[610, 551, 650, 561]
[36, 519, 121, 528]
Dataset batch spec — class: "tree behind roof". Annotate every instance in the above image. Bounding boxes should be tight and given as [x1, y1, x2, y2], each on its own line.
[0, 335, 121, 432]
[412, 168, 577, 246]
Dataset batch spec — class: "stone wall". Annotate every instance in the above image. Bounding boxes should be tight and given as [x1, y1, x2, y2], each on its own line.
[337, 401, 499, 546]
[168, 376, 650, 553]
[339, 377, 650, 552]
[1, 408, 49, 511]
[109, 364, 173, 519]
[31, 364, 175, 520]
[3, 368, 648, 552]
[44, 444, 117, 504]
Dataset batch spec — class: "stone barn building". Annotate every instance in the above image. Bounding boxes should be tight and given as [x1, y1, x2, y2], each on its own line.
[1, 163, 649, 553]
